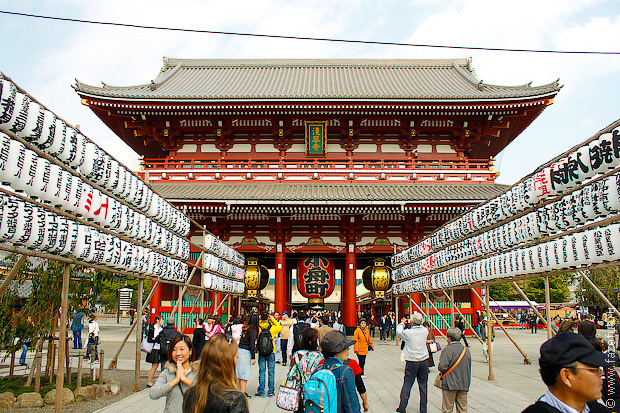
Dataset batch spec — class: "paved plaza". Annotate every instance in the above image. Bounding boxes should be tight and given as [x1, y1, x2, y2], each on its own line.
[91, 321, 560, 413]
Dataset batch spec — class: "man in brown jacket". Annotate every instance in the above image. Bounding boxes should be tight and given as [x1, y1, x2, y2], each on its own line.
[316, 315, 334, 351]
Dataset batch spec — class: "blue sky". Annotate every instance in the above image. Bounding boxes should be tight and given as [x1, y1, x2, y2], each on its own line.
[1, 0, 619, 184]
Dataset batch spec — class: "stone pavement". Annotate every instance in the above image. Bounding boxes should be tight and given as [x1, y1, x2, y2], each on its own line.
[94, 327, 567, 413]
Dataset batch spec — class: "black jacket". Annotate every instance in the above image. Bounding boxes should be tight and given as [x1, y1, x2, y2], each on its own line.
[238, 328, 257, 359]
[192, 325, 206, 359]
[183, 383, 248, 413]
[522, 400, 611, 413]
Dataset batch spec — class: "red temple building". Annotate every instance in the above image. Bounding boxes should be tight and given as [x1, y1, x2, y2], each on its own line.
[75, 58, 560, 332]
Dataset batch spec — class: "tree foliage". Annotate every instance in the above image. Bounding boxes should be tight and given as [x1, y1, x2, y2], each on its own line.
[521, 273, 574, 304]
[577, 267, 620, 307]
[0, 254, 114, 356]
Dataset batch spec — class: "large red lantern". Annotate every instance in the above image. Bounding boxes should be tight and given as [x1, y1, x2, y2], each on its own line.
[297, 256, 335, 304]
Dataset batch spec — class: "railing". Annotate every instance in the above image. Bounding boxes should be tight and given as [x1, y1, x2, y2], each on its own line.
[143, 158, 491, 171]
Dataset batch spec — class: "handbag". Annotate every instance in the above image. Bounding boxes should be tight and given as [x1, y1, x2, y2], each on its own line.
[141, 338, 154, 353]
[276, 381, 301, 411]
[434, 345, 467, 389]
[429, 341, 441, 353]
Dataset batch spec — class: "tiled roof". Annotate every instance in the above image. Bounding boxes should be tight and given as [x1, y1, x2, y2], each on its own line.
[151, 182, 508, 203]
[74, 58, 561, 101]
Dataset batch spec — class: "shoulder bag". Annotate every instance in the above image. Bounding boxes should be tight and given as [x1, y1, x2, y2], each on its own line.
[434, 345, 467, 389]
[276, 352, 304, 411]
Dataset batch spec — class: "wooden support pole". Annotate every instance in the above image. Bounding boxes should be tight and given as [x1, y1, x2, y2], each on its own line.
[181, 297, 201, 331]
[176, 286, 182, 331]
[134, 278, 143, 392]
[65, 337, 70, 382]
[579, 270, 620, 319]
[510, 282, 553, 332]
[200, 290, 205, 319]
[410, 299, 448, 340]
[470, 288, 531, 364]
[90, 350, 95, 381]
[9, 351, 15, 378]
[99, 350, 104, 385]
[485, 286, 494, 380]
[108, 280, 160, 369]
[26, 339, 41, 387]
[170, 252, 204, 316]
[0, 255, 27, 296]
[55, 263, 71, 413]
[395, 298, 400, 346]
[445, 291, 483, 344]
[34, 350, 42, 393]
[450, 290, 455, 327]
[423, 293, 430, 322]
[76, 351, 83, 390]
[227, 295, 232, 319]
[545, 276, 552, 340]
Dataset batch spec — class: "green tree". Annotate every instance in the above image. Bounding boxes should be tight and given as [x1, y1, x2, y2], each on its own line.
[576, 267, 620, 307]
[522, 273, 574, 303]
[489, 283, 519, 301]
[0, 255, 114, 358]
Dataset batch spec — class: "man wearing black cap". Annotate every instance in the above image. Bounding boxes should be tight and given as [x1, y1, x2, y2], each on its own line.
[522, 332, 616, 413]
[319, 330, 361, 413]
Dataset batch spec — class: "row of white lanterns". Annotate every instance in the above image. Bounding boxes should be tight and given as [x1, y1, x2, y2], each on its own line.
[204, 233, 245, 268]
[392, 126, 620, 268]
[0, 77, 190, 238]
[203, 253, 245, 280]
[0, 133, 190, 261]
[393, 172, 620, 281]
[203, 271, 245, 294]
[393, 222, 620, 294]
[0, 192, 189, 281]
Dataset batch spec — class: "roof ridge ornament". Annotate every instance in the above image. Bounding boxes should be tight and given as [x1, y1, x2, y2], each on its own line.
[477, 80, 484, 91]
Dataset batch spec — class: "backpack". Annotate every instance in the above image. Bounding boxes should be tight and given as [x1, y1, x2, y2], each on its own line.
[292, 322, 310, 353]
[257, 324, 273, 357]
[159, 328, 177, 357]
[303, 360, 343, 413]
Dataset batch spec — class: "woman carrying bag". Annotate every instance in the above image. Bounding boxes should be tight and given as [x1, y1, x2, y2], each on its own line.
[277, 327, 323, 412]
[423, 321, 436, 368]
[353, 319, 374, 378]
[437, 328, 471, 413]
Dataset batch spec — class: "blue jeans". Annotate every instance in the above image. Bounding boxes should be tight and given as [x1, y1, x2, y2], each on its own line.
[73, 330, 82, 349]
[19, 345, 27, 364]
[257, 353, 275, 395]
[398, 360, 429, 412]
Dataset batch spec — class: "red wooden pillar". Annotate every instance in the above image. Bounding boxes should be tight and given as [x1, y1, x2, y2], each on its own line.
[150, 282, 162, 323]
[399, 297, 407, 319]
[471, 287, 483, 326]
[214, 293, 223, 316]
[343, 249, 357, 329]
[275, 250, 287, 313]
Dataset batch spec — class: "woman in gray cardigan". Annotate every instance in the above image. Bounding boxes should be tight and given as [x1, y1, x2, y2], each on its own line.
[150, 334, 199, 412]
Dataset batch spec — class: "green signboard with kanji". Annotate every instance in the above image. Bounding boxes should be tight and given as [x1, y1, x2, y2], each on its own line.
[305, 121, 327, 157]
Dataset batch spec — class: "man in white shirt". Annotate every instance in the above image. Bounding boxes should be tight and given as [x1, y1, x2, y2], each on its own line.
[396, 312, 430, 413]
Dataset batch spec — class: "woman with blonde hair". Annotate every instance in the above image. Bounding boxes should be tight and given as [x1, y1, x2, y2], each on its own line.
[183, 333, 248, 413]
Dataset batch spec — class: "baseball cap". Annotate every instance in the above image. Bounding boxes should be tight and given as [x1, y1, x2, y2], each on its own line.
[411, 312, 424, 325]
[321, 331, 356, 353]
[282, 311, 289, 316]
[166, 316, 175, 325]
[539, 332, 617, 367]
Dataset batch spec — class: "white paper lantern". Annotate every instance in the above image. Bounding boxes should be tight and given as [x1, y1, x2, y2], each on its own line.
[59, 219, 78, 256]
[0, 138, 25, 186]
[39, 210, 59, 252]
[10, 148, 38, 193]
[38, 163, 62, 206]
[589, 132, 620, 175]
[23, 204, 46, 250]
[602, 224, 620, 263]
[34, 110, 57, 150]
[81, 142, 101, 179]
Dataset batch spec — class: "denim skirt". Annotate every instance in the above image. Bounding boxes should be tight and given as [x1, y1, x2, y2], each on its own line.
[236, 348, 252, 380]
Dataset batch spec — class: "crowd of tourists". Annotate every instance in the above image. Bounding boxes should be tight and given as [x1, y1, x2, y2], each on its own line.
[136, 307, 620, 413]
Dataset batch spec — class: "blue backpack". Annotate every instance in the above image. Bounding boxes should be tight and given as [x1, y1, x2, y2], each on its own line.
[302, 360, 344, 413]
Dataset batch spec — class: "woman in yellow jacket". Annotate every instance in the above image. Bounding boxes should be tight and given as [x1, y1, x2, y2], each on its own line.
[353, 318, 374, 378]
